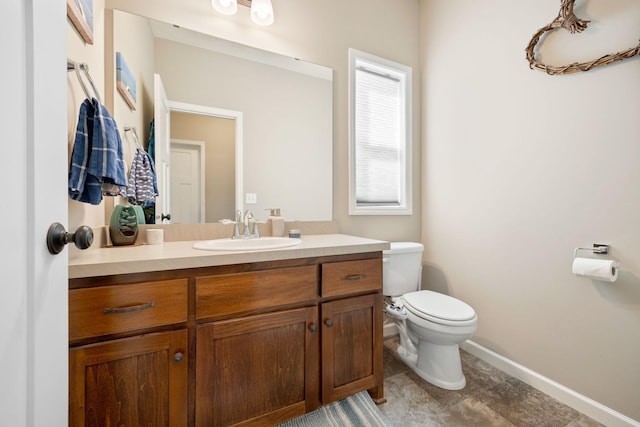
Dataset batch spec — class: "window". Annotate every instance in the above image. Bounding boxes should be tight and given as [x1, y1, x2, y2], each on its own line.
[349, 49, 412, 215]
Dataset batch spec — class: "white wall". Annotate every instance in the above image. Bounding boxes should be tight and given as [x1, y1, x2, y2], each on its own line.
[420, 0, 640, 421]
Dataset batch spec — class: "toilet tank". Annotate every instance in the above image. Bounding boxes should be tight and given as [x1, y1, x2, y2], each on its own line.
[382, 242, 424, 296]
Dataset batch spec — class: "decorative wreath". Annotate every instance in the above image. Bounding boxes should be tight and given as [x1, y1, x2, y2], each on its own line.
[526, 0, 640, 75]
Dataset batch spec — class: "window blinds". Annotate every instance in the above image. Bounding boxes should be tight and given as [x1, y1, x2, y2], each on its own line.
[354, 64, 403, 205]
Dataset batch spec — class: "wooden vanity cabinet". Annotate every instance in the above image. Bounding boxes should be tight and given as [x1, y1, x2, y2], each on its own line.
[68, 279, 189, 427]
[196, 307, 319, 426]
[69, 330, 188, 426]
[69, 252, 383, 427]
[194, 265, 320, 426]
[320, 293, 383, 403]
[320, 258, 384, 403]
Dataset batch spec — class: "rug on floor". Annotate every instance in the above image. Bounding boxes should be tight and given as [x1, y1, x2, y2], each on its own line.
[276, 391, 392, 427]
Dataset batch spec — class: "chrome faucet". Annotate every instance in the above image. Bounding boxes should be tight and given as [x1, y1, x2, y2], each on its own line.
[243, 210, 253, 238]
[243, 210, 260, 238]
[231, 210, 243, 239]
[231, 209, 260, 239]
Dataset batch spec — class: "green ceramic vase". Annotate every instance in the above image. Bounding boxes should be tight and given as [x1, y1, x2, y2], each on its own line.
[109, 205, 139, 246]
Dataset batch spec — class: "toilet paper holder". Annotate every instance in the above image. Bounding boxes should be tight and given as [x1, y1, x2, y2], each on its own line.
[573, 244, 609, 258]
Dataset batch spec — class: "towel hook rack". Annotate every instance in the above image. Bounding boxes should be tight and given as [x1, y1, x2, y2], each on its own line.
[123, 125, 144, 150]
[67, 59, 102, 103]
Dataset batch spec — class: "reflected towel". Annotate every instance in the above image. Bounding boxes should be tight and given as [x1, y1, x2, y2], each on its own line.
[126, 148, 158, 205]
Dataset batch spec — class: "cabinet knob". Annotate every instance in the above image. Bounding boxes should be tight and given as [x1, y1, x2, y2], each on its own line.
[173, 352, 184, 363]
[309, 323, 318, 332]
[324, 319, 333, 328]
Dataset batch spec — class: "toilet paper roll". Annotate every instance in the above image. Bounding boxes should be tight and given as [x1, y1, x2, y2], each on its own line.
[146, 229, 164, 245]
[572, 257, 619, 282]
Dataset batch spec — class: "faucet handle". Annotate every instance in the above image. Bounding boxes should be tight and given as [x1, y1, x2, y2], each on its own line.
[251, 220, 260, 238]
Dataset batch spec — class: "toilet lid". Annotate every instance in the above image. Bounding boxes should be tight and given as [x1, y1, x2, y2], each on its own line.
[403, 290, 476, 322]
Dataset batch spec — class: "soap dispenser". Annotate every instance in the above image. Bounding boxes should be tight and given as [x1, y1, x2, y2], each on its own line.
[266, 208, 285, 237]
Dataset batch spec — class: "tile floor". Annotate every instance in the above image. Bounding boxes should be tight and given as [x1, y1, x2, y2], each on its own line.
[379, 336, 605, 427]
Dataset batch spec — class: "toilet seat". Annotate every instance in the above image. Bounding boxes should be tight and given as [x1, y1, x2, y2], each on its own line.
[403, 290, 477, 327]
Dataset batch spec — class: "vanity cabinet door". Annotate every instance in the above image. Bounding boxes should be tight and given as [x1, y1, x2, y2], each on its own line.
[69, 329, 188, 427]
[196, 306, 319, 427]
[320, 293, 384, 404]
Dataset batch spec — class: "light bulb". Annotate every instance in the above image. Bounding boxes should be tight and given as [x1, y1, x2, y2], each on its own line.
[212, 0, 238, 16]
[250, 0, 274, 26]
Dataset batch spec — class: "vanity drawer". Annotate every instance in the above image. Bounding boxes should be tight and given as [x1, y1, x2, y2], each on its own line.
[69, 279, 188, 341]
[196, 265, 318, 320]
[321, 258, 381, 298]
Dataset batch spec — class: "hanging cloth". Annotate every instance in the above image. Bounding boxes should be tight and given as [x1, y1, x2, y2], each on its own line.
[147, 119, 155, 160]
[68, 98, 127, 205]
[126, 148, 158, 205]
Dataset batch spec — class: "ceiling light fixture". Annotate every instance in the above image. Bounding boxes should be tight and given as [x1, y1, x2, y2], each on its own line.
[211, 0, 237, 16]
[249, 0, 274, 26]
[211, 0, 274, 26]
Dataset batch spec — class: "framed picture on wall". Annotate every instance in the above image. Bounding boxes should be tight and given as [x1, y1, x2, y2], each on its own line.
[67, 0, 94, 45]
[116, 52, 137, 110]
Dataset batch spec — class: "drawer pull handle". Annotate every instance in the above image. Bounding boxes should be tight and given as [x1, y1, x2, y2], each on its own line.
[103, 301, 156, 314]
[324, 319, 333, 328]
[309, 323, 318, 333]
[173, 352, 184, 363]
[341, 274, 367, 281]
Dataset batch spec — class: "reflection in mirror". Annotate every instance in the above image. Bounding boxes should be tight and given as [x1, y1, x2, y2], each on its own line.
[111, 9, 333, 224]
[170, 109, 237, 223]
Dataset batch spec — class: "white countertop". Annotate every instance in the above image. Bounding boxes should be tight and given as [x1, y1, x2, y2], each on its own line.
[69, 234, 389, 279]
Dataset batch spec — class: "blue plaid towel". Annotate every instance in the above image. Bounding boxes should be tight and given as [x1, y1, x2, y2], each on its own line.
[68, 98, 127, 205]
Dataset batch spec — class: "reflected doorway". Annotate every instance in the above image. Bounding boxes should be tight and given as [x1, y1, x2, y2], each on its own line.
[168, 102, 243, 224]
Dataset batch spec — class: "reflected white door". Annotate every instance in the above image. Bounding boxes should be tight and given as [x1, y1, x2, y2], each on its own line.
[2, 0, 68, 425]
[171, 140, 205, 223]
[154, 74, 171, 223]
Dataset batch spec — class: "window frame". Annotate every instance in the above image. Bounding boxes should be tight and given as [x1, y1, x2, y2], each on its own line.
[348, 48, 413, 216]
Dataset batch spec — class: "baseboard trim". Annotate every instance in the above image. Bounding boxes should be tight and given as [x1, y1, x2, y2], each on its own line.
[460, 340, 640, 427]
[383, 322, 398, 338]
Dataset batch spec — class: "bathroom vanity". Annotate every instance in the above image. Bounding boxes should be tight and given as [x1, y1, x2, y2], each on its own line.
[68, 234, 388, 426]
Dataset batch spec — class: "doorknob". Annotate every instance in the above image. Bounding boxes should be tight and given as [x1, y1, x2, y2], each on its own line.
[46, 222, 93, 254]
[161, 213, 171, 221]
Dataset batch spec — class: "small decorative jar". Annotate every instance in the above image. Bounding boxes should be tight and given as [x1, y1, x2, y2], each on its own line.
[109, 205, 139, 246]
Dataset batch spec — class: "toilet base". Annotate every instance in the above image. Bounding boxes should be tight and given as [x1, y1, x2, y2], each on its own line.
[395, 341, 466, 390]
[389, 314, 467, 390]
[415, 340, 466, 390]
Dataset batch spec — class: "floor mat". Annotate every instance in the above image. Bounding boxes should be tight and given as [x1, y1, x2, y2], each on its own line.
[276, 392, 392, 427]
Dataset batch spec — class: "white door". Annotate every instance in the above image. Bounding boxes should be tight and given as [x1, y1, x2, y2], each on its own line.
[154, 74, 172, 223]
[1, 0, 68, 425]
[171, 141, 205, 223]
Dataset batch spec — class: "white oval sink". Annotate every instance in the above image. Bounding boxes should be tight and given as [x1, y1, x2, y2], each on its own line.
[193, 237, 302, 251]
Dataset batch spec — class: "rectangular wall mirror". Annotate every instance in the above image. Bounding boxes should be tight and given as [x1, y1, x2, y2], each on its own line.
[109, 9, 333, 224]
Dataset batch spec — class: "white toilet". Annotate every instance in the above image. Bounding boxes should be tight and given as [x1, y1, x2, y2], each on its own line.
[383, 242, 478, 390]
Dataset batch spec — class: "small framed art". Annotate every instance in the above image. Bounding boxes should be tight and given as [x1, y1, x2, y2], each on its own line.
[116, 52, 137, 110]
[67, 0, 94, 45]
